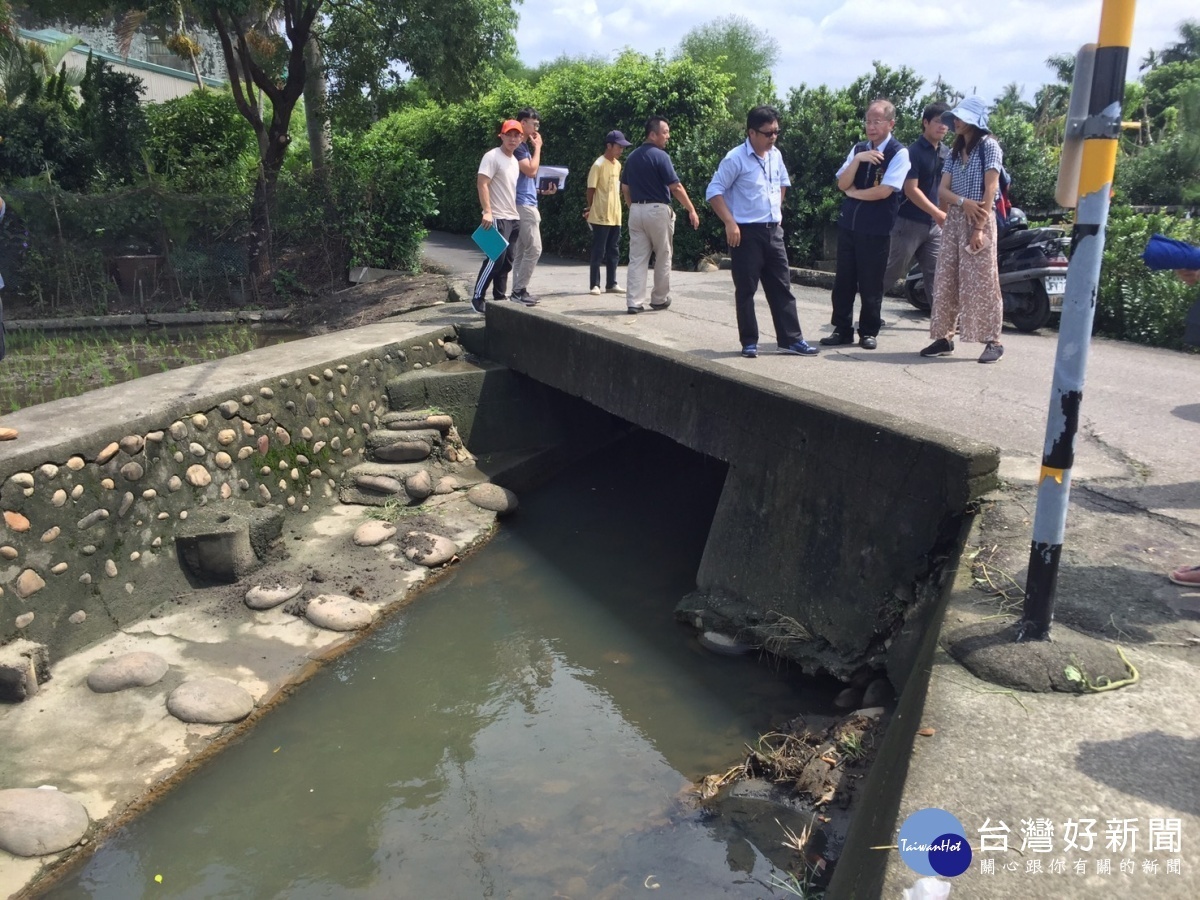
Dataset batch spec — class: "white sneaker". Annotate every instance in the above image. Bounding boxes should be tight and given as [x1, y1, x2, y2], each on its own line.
[606, 284, 623, 293]
[589, 286, 601, 295]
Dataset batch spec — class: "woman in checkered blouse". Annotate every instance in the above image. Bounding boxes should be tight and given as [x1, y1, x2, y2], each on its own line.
[920, 97, 1006, 364]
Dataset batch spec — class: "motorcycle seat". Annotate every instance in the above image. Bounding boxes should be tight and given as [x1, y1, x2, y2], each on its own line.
[997, 228, 1063, 252]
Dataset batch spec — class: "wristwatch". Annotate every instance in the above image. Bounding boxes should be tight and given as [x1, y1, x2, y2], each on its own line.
[956, 196, 965, 207]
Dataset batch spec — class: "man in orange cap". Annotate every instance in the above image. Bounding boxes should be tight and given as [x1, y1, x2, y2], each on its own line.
[471, 120, 530, 313]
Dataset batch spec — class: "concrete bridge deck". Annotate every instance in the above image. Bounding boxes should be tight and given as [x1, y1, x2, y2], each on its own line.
[424, 231, 1199, 520]
[422, 231, 1200, 897]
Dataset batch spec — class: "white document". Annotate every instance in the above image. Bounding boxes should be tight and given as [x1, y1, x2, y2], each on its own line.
[537, 165, 569, 192]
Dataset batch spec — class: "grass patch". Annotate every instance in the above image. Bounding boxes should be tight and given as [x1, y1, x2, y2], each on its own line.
[365, 497, 422, 523]
[1, 326, 275, 412]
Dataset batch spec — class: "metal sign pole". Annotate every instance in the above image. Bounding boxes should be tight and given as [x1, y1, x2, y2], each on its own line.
[1016, 0, 1137, 642]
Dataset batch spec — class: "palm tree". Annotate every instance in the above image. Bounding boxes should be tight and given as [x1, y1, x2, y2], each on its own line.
[1033, 53, 1074, 141]
[0, 33, 82, 107]
[1160, 19, 1200, 65]
[994, 82, 1033, 120]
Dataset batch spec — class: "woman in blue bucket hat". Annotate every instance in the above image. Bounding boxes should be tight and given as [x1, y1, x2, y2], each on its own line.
[919, 97, 1006, 364]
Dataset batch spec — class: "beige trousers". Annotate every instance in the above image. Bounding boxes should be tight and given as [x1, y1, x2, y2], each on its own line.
[512, 205, 542, 293]
[626, 203, 675, 309]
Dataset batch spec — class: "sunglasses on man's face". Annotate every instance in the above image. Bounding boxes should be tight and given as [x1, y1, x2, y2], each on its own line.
[754, 128, 781, 138]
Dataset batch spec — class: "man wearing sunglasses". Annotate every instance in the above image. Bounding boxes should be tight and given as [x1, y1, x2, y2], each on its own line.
[824, 99, 910, 350]
[706, 106, 818, 358]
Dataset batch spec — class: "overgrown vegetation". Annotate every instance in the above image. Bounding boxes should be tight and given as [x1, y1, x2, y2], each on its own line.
[0, 325, 270, 411]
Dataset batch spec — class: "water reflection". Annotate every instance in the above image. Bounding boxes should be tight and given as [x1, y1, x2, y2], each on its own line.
[46, 431, 832, 899]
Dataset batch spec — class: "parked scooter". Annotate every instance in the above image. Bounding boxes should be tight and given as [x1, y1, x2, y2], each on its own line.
[904, 210, 1071, 332]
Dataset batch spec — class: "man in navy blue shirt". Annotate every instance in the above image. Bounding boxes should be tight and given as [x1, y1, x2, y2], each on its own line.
[822, 99, 910, 350]
[619, 116, 700, 314]
[706, 106, 818, 358]
[882, 102, 950, 304]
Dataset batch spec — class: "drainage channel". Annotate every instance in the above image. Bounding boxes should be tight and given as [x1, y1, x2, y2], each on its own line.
[39, 430, 843, 899]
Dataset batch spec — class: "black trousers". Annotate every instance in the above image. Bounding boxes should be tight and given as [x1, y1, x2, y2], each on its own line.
[589, 224, 621, 289]
[730, 222, 803, 347]
[472, 218, 520, 301]
[830, 227, 891, 337]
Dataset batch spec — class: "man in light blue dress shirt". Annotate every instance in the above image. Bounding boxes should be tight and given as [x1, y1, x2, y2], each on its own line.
[706, 106, 817, 358]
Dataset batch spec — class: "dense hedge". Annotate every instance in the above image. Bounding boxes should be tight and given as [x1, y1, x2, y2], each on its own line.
[1095, 204, 1200, 348]
[329, 137, 439, 273]
[144, 90, 257, 195]
[366, 52, 733, 268]
[0, 183, 250, 309]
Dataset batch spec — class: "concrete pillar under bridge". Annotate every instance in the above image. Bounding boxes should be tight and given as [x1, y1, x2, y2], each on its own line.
[482, 303, 1000, 687]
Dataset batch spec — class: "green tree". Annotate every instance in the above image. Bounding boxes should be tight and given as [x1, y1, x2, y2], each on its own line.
[368, 51, 731, 265]
[988, 112, 1057, 212]
[1033, 52, 1074, 141]
[322, 0, 518, 130]
[144, 88, 256, 192]
[33, 0, 518, 285]
[675, 15, 778, 120]
[1160, 19, 1200, 66]
[1118, 81, 1200, 204]
[993, 83, 1033, 120]
[1140, 60, 1200, 140]
[76, 54, 148, 188]
[778, 62, 926, 265]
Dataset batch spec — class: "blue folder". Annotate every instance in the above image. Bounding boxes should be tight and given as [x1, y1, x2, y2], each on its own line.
[472, 225, 509, 262]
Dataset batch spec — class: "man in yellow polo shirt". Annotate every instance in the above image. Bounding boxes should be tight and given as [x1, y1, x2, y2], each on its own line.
[584, 130, 631, 295]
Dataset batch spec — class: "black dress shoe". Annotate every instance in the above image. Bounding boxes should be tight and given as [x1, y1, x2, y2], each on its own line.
[859, 335, 877, 350]
[819, 332, 855, 346]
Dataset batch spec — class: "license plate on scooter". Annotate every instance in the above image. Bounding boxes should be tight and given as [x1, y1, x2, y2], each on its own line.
[1044, 275, 1067, 309]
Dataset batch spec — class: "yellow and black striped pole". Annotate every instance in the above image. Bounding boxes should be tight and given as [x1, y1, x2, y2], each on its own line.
[1017, 0, 1136, 642]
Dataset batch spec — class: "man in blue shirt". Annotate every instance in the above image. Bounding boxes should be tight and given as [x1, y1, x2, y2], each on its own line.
[706, 105, 818, 358]
[823, 99, 910, 350]
[619, 116, 700, 314]
[882, 102, 950, 303]
[510, 107, 551, 306]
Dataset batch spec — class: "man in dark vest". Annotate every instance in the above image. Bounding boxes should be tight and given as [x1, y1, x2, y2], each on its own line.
[822, 99, 910, 350]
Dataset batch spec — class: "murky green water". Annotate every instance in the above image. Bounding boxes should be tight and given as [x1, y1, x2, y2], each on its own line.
[44, 433, 834, 899]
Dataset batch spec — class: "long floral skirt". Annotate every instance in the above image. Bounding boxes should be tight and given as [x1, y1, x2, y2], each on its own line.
[930, 205, 1003, 344]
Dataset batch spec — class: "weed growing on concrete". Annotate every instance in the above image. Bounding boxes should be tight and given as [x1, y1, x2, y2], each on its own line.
[251, 441, 330, 489]
[970, 543, 1025, 615]
[760, 613, 813, 655]
[766, 867, 824, 899]
[836, 732, 867, 761]
[365, 497, 423, 523]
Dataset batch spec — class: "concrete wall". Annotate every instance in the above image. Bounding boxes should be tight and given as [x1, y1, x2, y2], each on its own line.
[0, 325, 461, 667]
[483, 304, 1000, 681]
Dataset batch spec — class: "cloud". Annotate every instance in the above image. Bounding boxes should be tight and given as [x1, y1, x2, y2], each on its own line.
[515, 0, 1190, 103]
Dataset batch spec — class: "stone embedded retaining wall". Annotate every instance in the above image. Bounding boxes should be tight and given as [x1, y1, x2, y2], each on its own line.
[0, 325, 463, 672]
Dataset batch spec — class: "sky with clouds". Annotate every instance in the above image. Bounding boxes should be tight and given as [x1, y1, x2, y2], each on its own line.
[514, 0, 1187, 107]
